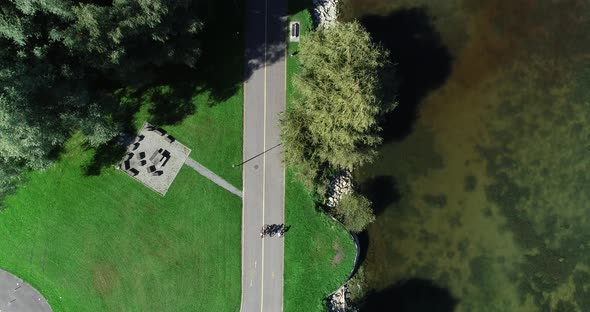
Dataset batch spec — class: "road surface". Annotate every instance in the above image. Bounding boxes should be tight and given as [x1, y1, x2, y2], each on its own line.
[0, 269, 52, 312]
[241, 0, 287, 311]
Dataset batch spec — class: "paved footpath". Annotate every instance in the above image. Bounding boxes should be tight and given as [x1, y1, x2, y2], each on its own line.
[0, 270, 52, 312]
[241, 0, 287, 311]
[184, 158, 242, 197]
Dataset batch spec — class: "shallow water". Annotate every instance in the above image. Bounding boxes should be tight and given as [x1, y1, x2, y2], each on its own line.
[348, 0, 590, 310]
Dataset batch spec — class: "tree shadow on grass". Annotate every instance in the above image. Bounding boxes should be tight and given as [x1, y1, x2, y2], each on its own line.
[83, 0, 288, 175]
[360, 278, 458, 312]
[82, 139, 127, 176]
[194, 0, 245, 104]
[82, 90, 140, 176]
[153, 0, 286, 106]
[361, 8, 452, 142]
[146, 83, 196, 126]
[288, 0, 312, 15]
[110, 0, 285, 123]
[150, 0, 244, 106]
[81, 83, 194, 176]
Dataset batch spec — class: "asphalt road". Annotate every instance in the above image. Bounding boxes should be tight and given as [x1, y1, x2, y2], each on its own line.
[0, 270, 52, 312]
[241, 0, 287, 311]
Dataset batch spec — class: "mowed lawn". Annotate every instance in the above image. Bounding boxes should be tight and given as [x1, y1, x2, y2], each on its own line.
[133, 88, 244, 188]
[0, 86, 243, 311]
[284, 171, 356, 312]
[284, 5, 357, 312]
[158, 91, 243, 187]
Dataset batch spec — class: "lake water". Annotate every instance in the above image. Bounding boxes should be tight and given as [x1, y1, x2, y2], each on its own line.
[345, 1, 590, 311]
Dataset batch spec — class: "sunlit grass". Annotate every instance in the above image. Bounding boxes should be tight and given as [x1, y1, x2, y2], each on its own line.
[284, 5, 357, 312]
[0, 73, 243, 312]
[284, 170, 356, 312]
[132, 87, 243, 187]
[0, 133, 242, 311]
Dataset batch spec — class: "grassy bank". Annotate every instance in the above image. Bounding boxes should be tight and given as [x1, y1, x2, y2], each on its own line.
[0, 12, 244, 311]
[0, 126, 242, 312]
[284, 5, 357, 312]
[132, 87, 243, 187]
[284, 170, 357, 311]
[286, 7, 313, 107]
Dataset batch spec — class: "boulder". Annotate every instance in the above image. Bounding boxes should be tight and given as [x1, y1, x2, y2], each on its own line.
[312, 0, 338, 26]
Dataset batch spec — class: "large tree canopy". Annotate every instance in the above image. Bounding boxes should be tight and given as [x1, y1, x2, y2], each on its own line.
[0, 0, 206, 201]
[281, 22, 396, 185]
[0, 0, 203, 164]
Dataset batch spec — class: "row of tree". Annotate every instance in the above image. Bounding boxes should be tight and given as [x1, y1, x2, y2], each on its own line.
[280, 22, 397, 232]
[0, 0, 208, 202]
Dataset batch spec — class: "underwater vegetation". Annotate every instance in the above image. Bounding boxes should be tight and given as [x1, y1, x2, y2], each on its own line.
[352, 0, 590, 311]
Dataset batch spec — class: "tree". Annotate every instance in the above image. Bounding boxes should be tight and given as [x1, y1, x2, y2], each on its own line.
[281, 22, 396, 186]
[0, 61, 67, 169]
[0, 1, 205, 161]
[0, 157, 26, 210]
[0, 0, 207, 202]
[61, 1, 203, 74]
[334, 193, 375, 233]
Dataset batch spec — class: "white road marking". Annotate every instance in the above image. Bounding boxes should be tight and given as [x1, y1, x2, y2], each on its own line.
[260, 0, 268, 311]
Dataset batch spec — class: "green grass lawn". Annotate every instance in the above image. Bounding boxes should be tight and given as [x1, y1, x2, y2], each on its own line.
[132, 87, 243, 187]
[284, 171, 357, 312]
[0, 133, 241, 311]
[0, 59, 244, 312]
[284, 5, 357, 312]
[0, 1, 245, 311]
[286, 7, 313, 108]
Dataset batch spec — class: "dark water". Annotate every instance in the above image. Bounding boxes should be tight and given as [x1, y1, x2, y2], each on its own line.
[346, 0, 590, 311]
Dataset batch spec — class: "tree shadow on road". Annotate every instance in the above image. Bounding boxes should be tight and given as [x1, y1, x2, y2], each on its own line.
[152, 0, 287, 107]
[84, 0, 289, 175]
[244, 0, 288, 88]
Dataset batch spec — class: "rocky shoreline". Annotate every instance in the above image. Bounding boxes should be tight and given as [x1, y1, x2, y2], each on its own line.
[325, 169, 353, 208]
[327, 285, 358, 312]
[312, 0, 338, 26]
[309, 3, 359, 311]
[324, 169, 359, 312]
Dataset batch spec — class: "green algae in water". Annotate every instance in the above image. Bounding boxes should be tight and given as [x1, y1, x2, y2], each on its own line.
[422, 194, 447, 208]
[463, 175, 477, 192]
[351, 0, 590, 311]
